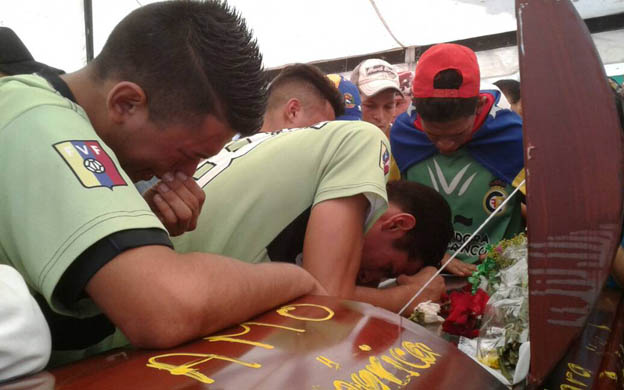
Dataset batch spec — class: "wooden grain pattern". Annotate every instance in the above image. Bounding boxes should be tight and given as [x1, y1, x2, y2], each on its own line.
[516, 0, 623, 386]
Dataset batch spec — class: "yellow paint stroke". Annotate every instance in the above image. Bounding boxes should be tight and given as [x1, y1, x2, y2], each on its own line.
[565, 371, 588, 388]
[588, 323, 611, 332]
[568, 363, 592, 378]
[205, 321, 305, 349]
[276, 303, 335, 321]
[365, 356, 406, 386]
[334, 341, 441, 390]
[599, 371, 617, 380]
[585, 344, 597, 352]
[146, 353, 261, 384]
[359, 345, 372, 352]
[402, 342, 441, 368]
[317, 356, 341, 370]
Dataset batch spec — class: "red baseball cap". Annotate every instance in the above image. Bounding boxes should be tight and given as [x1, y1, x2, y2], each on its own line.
[412, 43, 480, 98]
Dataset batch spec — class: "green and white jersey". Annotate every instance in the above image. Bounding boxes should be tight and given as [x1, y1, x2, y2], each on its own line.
[173, 120, 390, 263]
[0, 75, 166, 316]
[404, 148, 524, 263]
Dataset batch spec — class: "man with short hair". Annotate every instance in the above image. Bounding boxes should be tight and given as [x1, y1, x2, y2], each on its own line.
[391, 43, 525, 276]
[494, 79, 522, 117]
[351, 58, 402, 181]
[260, 63, 343, 132]
[175, 121, 451, 313]
[0, 1, 323, 366]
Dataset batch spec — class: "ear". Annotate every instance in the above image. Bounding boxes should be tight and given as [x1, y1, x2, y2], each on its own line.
[476, 95, 488, 114]
[283, 98, 302, 123]
[380, 213, 416, 233]
[106, 81, 148, 124]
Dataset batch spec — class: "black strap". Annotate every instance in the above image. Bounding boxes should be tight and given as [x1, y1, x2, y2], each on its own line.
[37, 69, 77, 103]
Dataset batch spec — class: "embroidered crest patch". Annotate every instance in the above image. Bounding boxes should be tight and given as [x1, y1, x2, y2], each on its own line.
[379, 141, 390, 175]
[54, 140, 127, 189]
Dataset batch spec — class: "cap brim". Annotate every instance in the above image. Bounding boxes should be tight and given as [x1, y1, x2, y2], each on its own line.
[359, 80, 403, 98]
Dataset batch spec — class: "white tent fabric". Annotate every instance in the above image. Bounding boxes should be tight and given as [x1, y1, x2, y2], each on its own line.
[1, 0, 623, 77]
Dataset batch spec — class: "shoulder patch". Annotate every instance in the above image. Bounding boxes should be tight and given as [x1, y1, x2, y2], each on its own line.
[379, 141, 390, 175]
[54, 140, 127, 189]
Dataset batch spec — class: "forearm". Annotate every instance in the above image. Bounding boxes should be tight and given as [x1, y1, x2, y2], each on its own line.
[87, 246, 319, 349]
[302, 196, 368, 298]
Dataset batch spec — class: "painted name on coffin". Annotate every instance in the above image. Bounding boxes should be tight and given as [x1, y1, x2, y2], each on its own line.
[146, 303, 442, 388]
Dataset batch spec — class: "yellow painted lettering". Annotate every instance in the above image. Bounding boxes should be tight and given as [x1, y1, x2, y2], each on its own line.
[334, 381, 360, 390]
[351, 370, 391, 390]
[565, 371, 587, 387]
[359, 344, 372, 352]
[365, 356, 406, 386]
[568, 363, 592, 378]
[390, 347, 431, 369]
[276, 303, 335, 321]
[316, 355, 341, 370]
[588, 323, 611, 332]
[599, 371, 617, 380]
[402, 342, 440, 367]
[146, 353, 261, 384]
[205, 321, 305, 349]
[380, 355, 421, 378]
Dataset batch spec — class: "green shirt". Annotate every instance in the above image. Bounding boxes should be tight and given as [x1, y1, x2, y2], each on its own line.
[173, 121, 390, 263]
[405, 148, 524, 263]
[0, 75, 165, 364]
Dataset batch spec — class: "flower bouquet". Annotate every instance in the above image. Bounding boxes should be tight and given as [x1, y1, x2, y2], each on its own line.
[457, 233, 531, 386]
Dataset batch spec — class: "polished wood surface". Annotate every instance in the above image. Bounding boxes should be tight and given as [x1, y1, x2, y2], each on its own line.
[517, 0, 624, 386]
[1, 295, 506, 390]
[540, 287, 624, 390]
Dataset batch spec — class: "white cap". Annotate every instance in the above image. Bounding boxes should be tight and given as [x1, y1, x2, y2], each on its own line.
[350, 58, 402, 98]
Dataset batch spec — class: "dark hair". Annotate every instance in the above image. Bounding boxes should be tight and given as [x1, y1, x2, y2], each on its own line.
[387, 180, 453, 267]
[267, 63, 344, 117]
[493, 79, 521, 104]
[92, 0, 266, 135]
[413, 69, 479, 122]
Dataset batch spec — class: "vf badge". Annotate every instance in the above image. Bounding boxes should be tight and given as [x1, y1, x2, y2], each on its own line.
[379, 141, 390, 176]
[54, 140, 127, 189]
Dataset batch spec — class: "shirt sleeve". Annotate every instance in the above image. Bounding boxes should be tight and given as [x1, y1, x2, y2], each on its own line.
[0, 265, 51, 382]
[313, 121, 390, 232]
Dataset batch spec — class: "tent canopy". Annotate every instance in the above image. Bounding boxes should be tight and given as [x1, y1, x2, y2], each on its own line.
[2, 0, 624, 78]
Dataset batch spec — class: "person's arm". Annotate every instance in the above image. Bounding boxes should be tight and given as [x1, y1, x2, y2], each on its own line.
[86, 246, 324, 349]
[0, 266, 51, 382]
[352, 266, 446, 314]
[301, 195, 369, 298]
[443, 252, 477, 277]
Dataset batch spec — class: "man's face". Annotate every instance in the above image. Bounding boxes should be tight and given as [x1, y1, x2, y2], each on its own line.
[420, 115, 475, 155]
[361, 89, 397, 133]
[114, 114, 234, 182]
[359, 223, 418, 287]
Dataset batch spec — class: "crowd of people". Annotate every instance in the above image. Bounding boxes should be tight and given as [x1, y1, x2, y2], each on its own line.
[1, 0, 621, 384]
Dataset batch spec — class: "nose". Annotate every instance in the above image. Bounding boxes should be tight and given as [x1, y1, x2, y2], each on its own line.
[177, 159, 201, 177]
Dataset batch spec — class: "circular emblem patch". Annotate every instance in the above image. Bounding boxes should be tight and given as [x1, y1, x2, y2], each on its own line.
[84, 158, 105, 174]
[483, 187, 507, 214]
